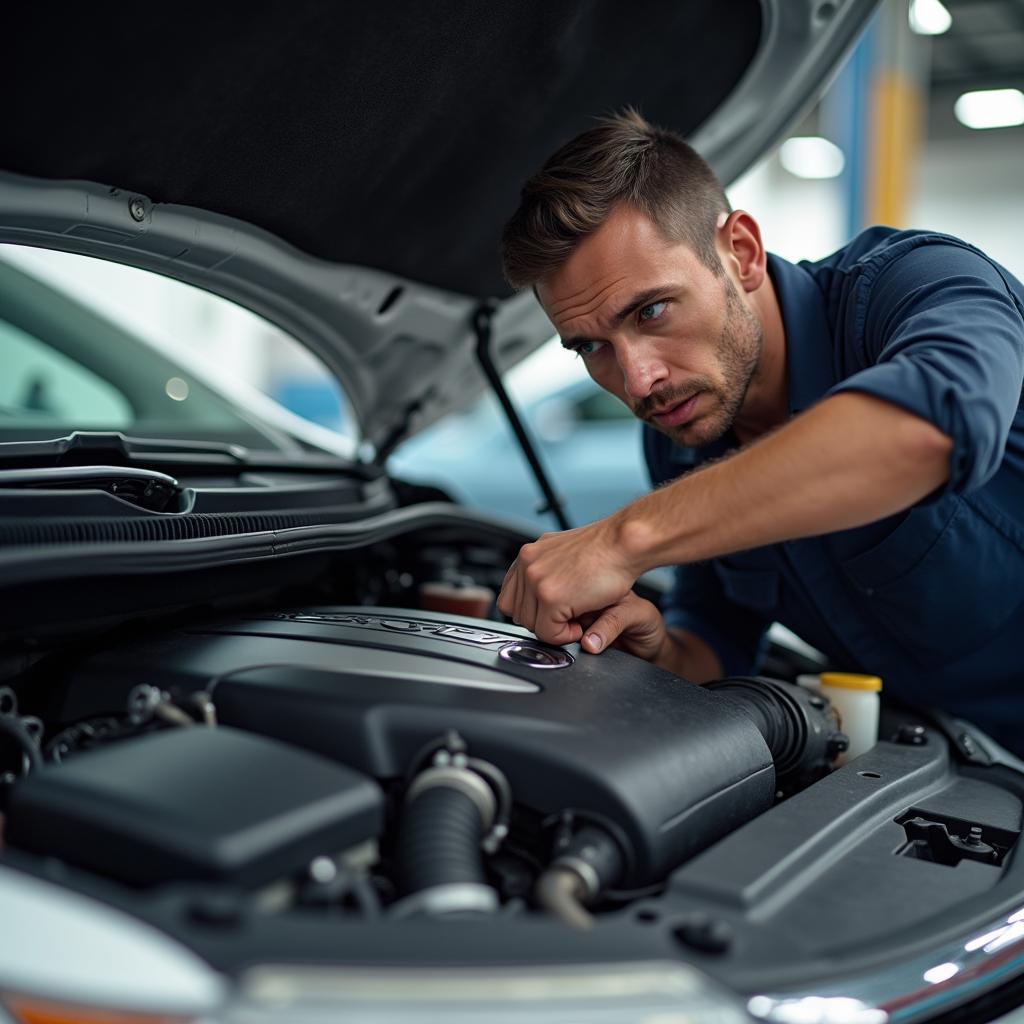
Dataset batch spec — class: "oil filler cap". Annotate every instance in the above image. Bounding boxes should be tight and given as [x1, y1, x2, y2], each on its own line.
[499, 642, 573, 670]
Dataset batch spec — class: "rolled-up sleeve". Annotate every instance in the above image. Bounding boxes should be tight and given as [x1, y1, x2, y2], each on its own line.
[661, 561, 771, 677]
[828, 243, 1024, 494]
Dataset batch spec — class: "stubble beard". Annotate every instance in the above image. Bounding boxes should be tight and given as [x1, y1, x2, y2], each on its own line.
[637, 278, 763, 449]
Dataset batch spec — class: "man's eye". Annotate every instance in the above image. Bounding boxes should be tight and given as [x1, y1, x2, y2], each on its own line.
[575, 340, 607, 359]
[638, 300, 668, 322]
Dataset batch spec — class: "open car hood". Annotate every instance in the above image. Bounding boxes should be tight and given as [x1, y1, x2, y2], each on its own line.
[0, 1, 876, 453]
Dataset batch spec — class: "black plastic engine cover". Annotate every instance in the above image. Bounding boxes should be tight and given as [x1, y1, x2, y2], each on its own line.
[58, 607, 776, 884]
[5, 726, 383, 887]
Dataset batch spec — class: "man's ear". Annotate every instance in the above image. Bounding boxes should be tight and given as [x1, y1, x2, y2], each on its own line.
[717, 210, 766, 294]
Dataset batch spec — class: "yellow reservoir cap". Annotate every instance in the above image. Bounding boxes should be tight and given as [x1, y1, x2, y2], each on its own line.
[820, 672, 883, 692]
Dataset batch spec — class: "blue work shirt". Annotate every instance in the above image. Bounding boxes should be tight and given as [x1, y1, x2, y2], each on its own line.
[644, 227, 1024, 751]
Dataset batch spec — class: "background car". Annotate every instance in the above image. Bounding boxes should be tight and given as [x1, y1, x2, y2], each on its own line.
[390, 348, 649, 530]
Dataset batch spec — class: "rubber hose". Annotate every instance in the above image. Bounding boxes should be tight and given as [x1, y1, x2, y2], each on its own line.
[707, 678, 807, 777]
[396, 784, 487, 895]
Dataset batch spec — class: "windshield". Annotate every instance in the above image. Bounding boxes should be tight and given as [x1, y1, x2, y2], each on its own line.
[0, 245, 355, 455]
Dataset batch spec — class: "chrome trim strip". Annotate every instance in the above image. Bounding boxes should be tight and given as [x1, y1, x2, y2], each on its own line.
[749, 900, 1024, 1024]
[236, 959, 749, 1024]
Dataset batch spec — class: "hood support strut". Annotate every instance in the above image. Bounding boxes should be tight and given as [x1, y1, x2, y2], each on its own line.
[473, 301, 570, 532]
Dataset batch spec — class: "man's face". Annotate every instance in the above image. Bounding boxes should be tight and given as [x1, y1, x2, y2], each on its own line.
[537, 204, 763, 448]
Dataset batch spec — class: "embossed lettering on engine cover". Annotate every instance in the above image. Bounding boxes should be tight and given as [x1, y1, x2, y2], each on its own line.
[285, 613, 508, 644]
[275, 611, 572, 667]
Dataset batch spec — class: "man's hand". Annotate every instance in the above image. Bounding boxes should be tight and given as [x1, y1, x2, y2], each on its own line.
[579, 593, 725, 681]
[578, 591, 667, 659]
[497, 515, 643, 645]
[499, 394, 952, 650]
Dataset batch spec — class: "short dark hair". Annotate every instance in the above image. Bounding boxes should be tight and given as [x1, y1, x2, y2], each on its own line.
[501, 108, 730, 290]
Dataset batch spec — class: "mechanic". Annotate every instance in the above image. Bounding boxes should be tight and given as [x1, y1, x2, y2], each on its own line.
[496, 109, 1024, 751]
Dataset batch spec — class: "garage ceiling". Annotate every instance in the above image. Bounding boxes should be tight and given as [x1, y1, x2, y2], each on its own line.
[928, 0, 1024, 136]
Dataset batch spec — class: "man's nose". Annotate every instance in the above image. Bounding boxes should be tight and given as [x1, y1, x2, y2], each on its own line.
[617, 342, 668, 400]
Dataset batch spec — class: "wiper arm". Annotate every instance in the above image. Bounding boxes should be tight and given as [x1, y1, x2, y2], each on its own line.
[0, 465, 182, 512]
[0, 431, 379, 481]
[0, 431, 249, 467]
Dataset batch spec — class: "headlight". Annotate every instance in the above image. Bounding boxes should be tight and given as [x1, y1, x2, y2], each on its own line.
[0, 867, 223, 1021]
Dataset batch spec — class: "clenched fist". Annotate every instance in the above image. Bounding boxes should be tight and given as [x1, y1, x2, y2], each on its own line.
[496, 514, 647, 646]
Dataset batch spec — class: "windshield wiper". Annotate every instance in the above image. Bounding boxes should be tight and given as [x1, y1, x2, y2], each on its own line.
[0, 431, 250, 467]
[0, 431, 381, 482]
[0, 465, 182, 512]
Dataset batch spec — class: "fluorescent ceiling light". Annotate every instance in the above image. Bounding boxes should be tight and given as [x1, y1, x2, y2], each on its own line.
[909, 0, 952, 35]
[954, 88, 1024, 130]
[779, 137, 845, 179]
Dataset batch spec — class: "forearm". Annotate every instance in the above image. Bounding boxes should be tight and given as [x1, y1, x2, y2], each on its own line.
[617, 393, 954, 574]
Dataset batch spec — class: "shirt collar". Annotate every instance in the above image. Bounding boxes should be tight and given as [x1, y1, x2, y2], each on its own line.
[767, 253, 836, 415]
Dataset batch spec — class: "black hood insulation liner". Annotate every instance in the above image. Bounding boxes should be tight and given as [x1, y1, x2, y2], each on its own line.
[0, 1, 760, 296]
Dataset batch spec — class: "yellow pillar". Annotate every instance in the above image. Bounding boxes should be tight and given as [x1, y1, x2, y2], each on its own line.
[865, 0, 929, 228]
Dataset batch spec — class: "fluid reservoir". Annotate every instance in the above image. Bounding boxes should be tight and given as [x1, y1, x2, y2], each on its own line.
[816, 672, 882, 764]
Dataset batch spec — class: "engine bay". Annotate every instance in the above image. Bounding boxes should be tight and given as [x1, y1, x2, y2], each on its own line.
[5, 605, 838, 909]
[2, 503, 1024, 1018]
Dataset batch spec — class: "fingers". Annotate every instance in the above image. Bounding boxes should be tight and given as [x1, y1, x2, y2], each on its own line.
[580, 594, 665, 661]
[521, 565, 540, 635]
[497, 557, 521, 620]
[498, 528, 639, 648]
[498, 546, 567, 640]
[538, 620, 578, 645]
[581, 604, 628, 654]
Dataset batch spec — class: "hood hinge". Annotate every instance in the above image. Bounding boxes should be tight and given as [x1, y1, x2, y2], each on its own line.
[374, 392, 434, 466]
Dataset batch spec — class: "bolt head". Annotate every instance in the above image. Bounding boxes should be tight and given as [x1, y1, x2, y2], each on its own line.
[309, 856, 338, 883]
[896, 724, 928, 746]
[673, 913, 733, 954]
[827, 732, 850, 758]
[129, 198, 146, 222]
